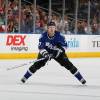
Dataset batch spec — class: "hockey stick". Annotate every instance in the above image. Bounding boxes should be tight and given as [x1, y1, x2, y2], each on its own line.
[6, 57, 47, 71]
[6, 61, 34, 71]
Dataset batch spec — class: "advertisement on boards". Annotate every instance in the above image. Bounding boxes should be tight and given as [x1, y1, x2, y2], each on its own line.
[0, 34, 39, 53]
[87, 35, 100, 51]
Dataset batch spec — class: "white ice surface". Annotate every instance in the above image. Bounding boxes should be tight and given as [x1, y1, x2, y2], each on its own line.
[0, 58, 100, 100]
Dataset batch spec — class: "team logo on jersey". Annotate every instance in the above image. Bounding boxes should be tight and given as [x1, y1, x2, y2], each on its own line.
[46, 42, 54, 49]
[46, 42, 50, 46]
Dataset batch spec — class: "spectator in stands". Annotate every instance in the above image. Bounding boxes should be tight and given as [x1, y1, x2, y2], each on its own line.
[0, 14, 5, 33]
[58, 15, 71, 34]
[0, 14, 4, 24]
[20, 12, 33, 33]
[0, 0, 99, 34]
[77, 20, 87, 35]
[0, 7, 4, 15]
[51, 14, 60, 30]
[91, 23, 99, 35]
[0, 24, 5, 32]
[7, 19, 15, 32]
[97, 23, 100, 34]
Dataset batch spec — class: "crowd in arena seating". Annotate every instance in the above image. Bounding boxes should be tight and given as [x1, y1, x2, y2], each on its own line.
[0, 0, 100, 34]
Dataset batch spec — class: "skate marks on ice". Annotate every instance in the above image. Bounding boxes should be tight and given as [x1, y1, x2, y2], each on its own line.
[23, 81, 100, 90]
[0, 59, 100, 100]
[0, 82, 100, 99]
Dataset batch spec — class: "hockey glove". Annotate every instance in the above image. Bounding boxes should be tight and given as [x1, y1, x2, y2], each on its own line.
[40, 49, 51, 60]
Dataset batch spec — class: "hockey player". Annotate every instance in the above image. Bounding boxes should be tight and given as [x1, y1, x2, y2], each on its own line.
[21, 21, 86, 85]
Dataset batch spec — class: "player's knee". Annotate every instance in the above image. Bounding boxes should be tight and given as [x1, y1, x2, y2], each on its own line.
[58, 60, 66, 66]
[29, 65, 37, 73]
[29, 61, 46, 73]
[69, 67, 77, 74]
[59, 62, 65, 66]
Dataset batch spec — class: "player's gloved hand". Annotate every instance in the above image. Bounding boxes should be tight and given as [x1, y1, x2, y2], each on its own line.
[40, 49, 51, 60]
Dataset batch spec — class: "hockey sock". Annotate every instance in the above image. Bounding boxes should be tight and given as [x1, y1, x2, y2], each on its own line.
[23, 70, 32, 80]
[74, 71, 86, 84]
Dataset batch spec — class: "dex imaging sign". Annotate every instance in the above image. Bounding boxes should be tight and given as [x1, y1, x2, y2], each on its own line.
[6, 35, 28, 52]
[6, 35, 26, 46]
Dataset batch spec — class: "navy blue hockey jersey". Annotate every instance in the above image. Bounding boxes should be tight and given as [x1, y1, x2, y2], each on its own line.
[38, 31, 67, 54]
